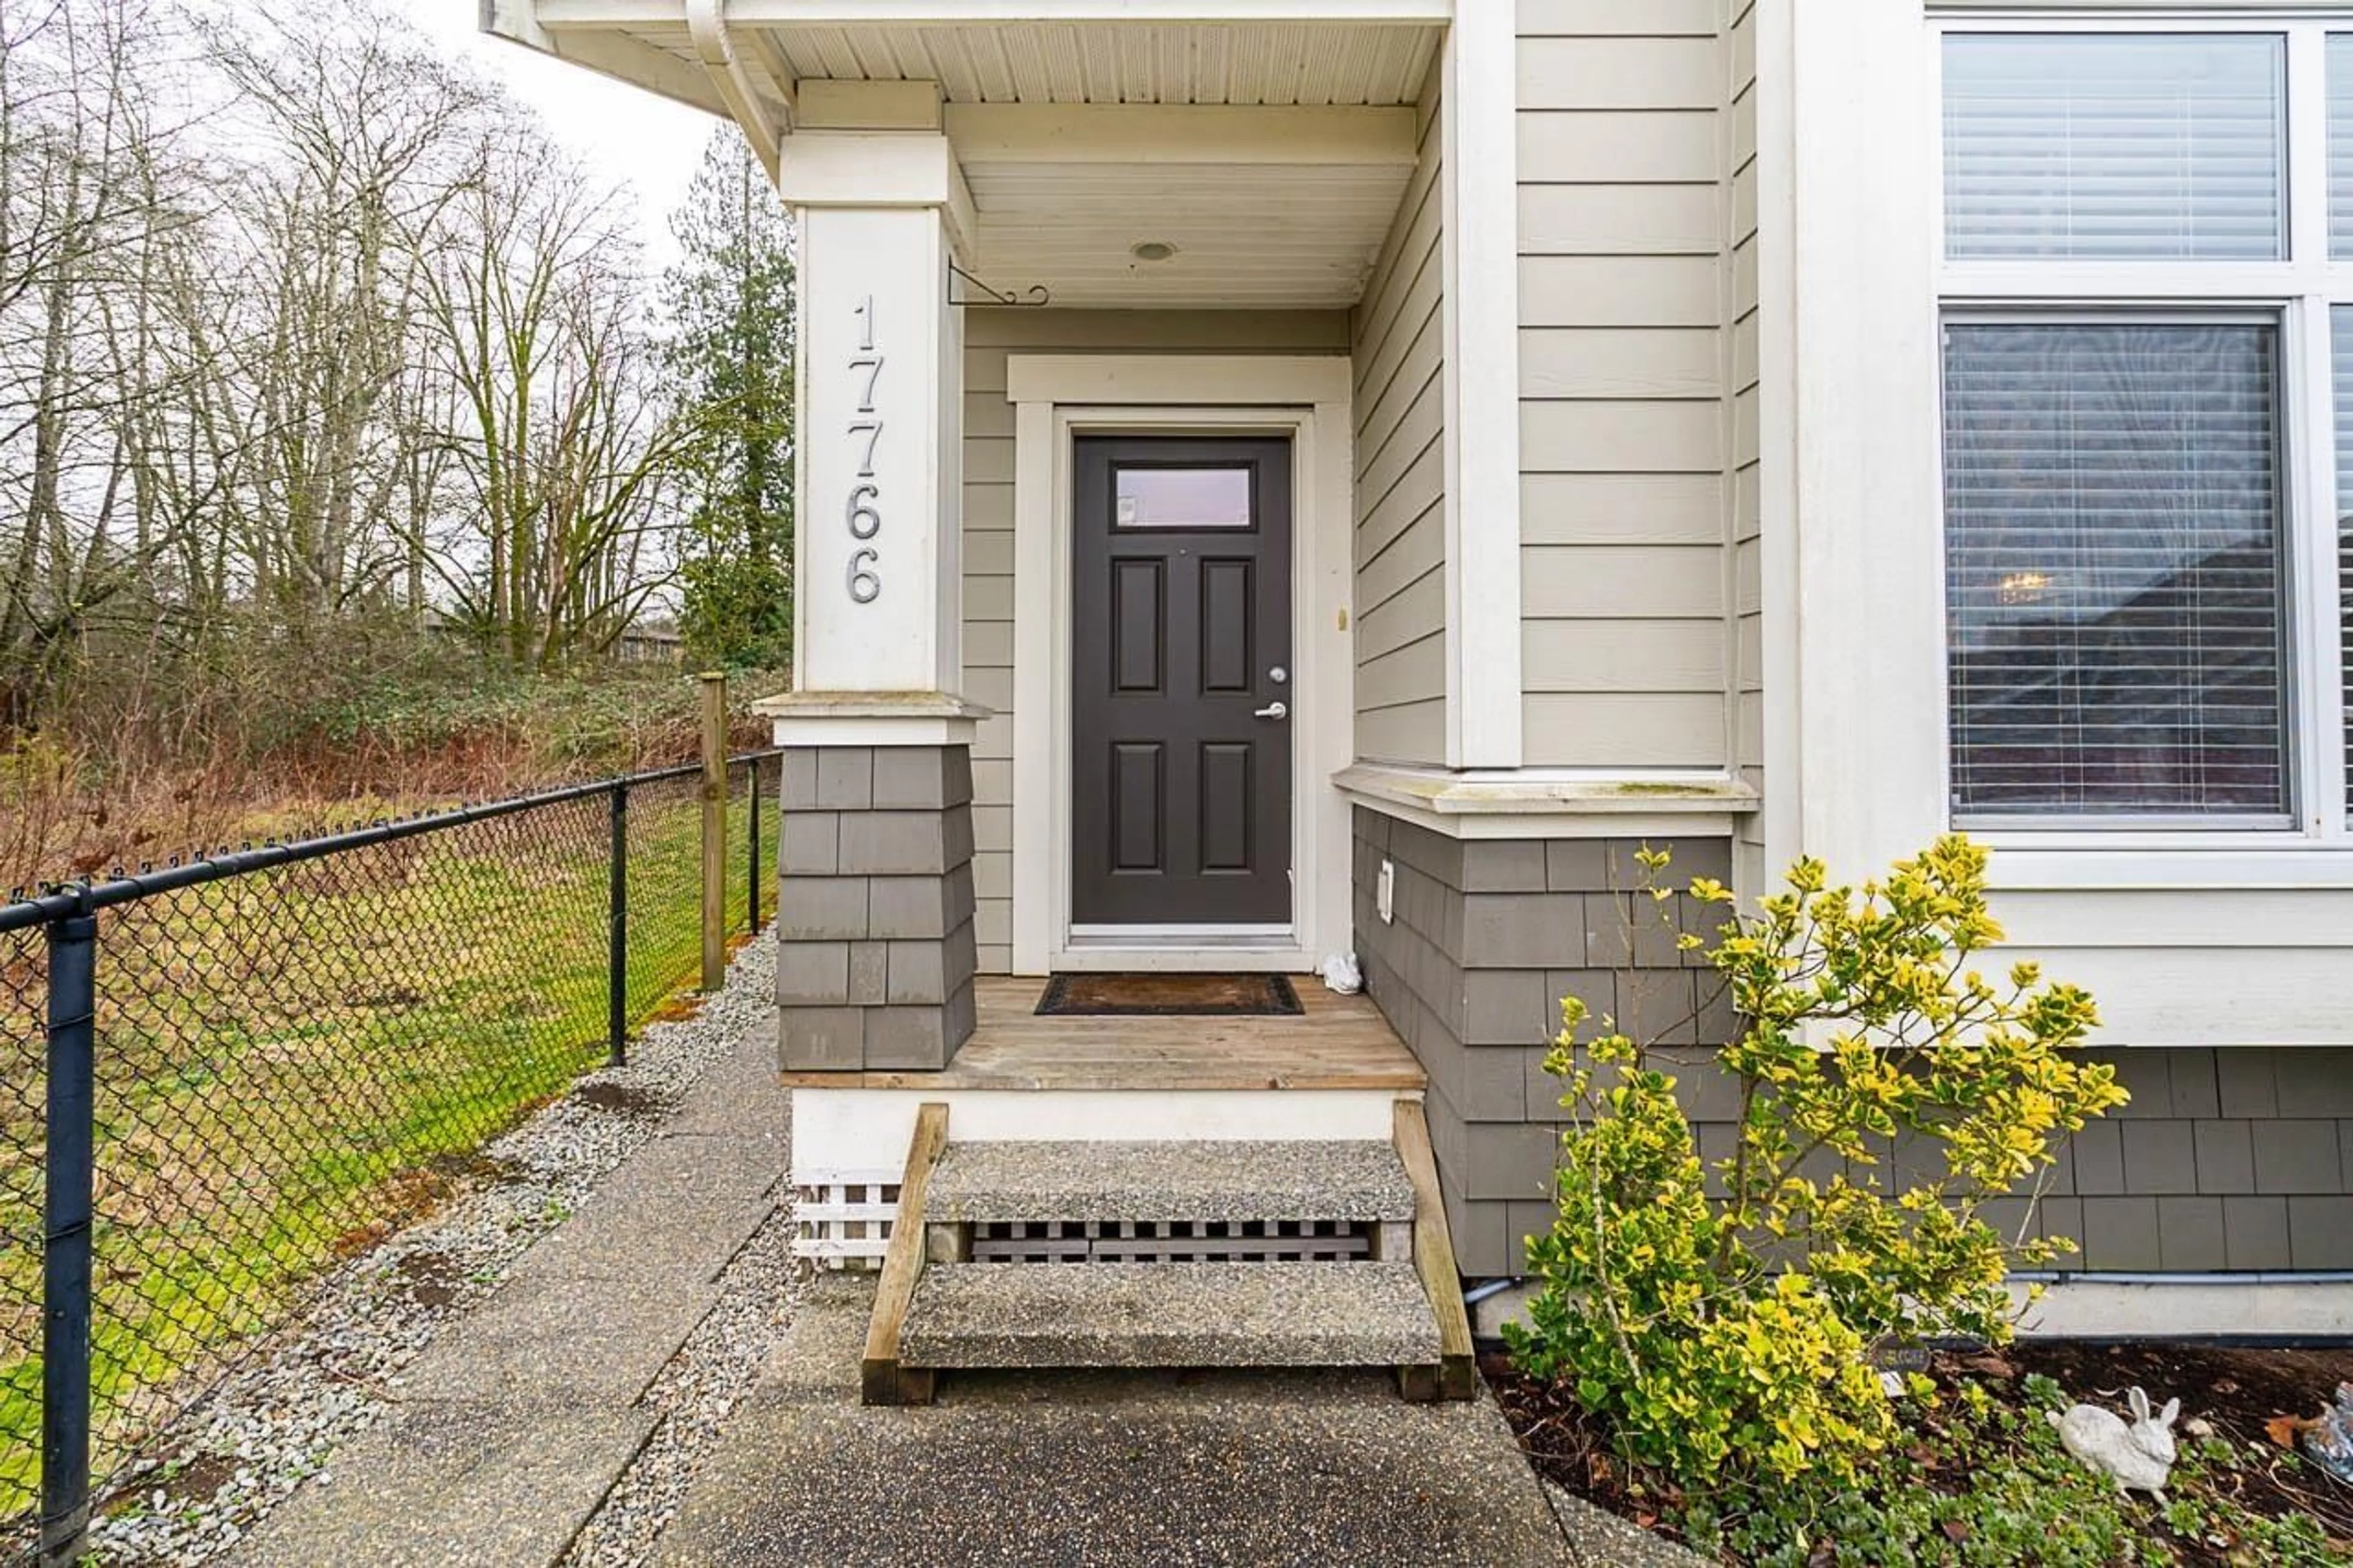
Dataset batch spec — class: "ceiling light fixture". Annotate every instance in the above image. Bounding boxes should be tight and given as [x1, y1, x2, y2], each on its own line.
[1130, 240, 1178, 263]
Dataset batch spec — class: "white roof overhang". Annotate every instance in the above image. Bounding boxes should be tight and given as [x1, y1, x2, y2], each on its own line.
[483, 1, 1444, 308]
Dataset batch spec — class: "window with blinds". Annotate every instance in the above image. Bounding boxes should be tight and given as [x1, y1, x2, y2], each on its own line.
[1942, 321, 2290, 821]
[2332, 36, 2353, 256]
[1944, 34, 2284, 261]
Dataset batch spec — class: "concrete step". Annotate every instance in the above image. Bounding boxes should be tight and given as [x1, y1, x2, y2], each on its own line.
[923, 1139, 1415, 1225]
[900, 1260, 1442, 1371]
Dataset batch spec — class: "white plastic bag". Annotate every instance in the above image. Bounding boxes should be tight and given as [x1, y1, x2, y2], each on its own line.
[1320, 952, 1363, 996]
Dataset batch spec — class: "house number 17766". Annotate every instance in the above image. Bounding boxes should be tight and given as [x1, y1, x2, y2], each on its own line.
[845, 295, 884, 604]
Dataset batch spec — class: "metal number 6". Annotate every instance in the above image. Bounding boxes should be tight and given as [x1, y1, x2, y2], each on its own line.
[847, 548, 881, 604]
[846, 483, 881, 540]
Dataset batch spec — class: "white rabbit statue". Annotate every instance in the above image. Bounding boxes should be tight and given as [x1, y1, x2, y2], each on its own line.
[2047, 1386, 2180, 1502]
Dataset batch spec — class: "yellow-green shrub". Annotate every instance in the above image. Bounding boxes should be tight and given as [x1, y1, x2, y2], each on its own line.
[1505, 836, 2122, 1492]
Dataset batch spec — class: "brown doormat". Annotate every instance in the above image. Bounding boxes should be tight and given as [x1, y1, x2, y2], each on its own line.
[1035, 973, 1305, 1018]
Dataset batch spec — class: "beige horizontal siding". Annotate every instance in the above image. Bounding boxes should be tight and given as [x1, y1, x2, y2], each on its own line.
[1521, 184, 1722, 257]
[1517, 12, 1733, 771]
[1523, 328, 1719, 398]
[1518, 0, 1719, 37]
[1516, 111, 1719, 183]
[1518, 37, 1721, 111]
[1521, 473, 1723, 545]
[960, 306, 1351, 973]
[1349, 69, 1448, 765]
[1520, 256, 1722, 328]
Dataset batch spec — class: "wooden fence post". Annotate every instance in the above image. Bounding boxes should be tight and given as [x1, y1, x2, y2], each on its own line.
[700, 672, 727, 992]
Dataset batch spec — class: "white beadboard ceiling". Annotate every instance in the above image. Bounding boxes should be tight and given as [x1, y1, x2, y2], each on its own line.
[624, 21, 1441, 105]
[500, 9, 1436, 307]
[961, 159, 1414, 308]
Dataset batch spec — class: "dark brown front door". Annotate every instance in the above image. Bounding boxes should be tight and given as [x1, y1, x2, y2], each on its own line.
[1071, 436, 1294, 926]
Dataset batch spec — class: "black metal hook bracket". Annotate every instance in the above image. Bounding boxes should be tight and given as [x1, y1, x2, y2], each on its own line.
[948, 259, 1050, 308]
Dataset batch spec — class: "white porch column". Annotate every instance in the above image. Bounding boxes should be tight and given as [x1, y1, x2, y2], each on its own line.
[780, 126, 974, 697]
[765, 110, 988, 1073]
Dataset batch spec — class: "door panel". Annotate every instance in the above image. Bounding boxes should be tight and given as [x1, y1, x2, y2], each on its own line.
[1199, 743, 1254, 873]
[1112, 561, 1165, 694]
[1072, 436, 1294, 926]
[1110, 744, 1164, 873]
[1200, 560, 1254, 694]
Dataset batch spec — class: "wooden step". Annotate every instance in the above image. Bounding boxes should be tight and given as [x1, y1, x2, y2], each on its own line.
[858, 1104, 1479, 1406]
[924, 1138, 1416, 1225]
[900, 1260, 1442, 1372]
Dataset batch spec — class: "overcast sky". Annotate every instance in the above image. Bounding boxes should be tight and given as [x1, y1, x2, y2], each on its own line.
[412, 2, 718, 268]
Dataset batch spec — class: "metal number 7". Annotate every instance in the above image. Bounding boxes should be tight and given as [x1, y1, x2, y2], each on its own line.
[847, 420, 884, 479]
[850, 354, 884, 414]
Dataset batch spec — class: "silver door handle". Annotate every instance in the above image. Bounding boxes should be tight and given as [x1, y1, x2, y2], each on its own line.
[1254, 702, 1289, 721]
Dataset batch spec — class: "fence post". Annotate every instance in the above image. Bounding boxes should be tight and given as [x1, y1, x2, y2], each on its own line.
[608, 782, 629, 1068]
[41, 892, 97, 1567]
[699, 673, 727, 993]
[748, 757, 764, 936]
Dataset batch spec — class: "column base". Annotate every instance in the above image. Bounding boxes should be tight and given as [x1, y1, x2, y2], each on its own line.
[775, 738, 981, 1073]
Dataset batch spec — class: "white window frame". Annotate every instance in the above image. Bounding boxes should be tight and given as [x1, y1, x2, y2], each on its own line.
[1933, 12, 2352, 851]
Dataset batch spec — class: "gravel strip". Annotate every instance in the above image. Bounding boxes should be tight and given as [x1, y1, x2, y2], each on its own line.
[69, 937, 781, 1568]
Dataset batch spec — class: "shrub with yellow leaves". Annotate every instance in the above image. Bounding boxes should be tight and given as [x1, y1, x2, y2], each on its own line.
[1504, 835, 2121, 1493]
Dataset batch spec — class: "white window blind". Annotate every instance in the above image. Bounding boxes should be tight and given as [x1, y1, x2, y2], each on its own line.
[1944, 34, 2284, 261]
[1943, 322, 2289, 820]
[2331, 36, 2353, 256]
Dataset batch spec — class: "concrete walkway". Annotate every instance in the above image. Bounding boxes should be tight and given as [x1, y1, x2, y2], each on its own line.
[229, 1007, 1691, 1567]
[658, 1278, 1597, 1568]
[230, 1035, 791, 1568]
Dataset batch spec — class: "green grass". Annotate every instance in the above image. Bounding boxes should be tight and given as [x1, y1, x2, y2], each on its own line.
[0, 784, 759, 1515]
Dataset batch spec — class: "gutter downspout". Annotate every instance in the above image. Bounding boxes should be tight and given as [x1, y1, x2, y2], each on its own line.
[686, 0, 795, 179]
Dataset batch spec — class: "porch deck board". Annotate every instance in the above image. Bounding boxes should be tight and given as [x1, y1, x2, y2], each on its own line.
[780, 977, 1425, 1092]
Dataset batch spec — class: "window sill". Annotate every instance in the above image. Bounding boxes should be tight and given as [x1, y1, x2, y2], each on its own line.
[1979, 838, 2353, 892]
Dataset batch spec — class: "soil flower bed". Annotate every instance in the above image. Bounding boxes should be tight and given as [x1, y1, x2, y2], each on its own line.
[1491, 1341, 2353, 1566]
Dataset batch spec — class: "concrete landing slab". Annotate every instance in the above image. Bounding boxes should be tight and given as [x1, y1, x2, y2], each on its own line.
[659, 1282, 1576, 1568]
[233, 1400, 657, 1568]
[902, 1260, 1440, 1369]
[925, 1138, 1417, 1224]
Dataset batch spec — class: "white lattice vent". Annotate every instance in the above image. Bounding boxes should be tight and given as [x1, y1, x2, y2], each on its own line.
[971, 1218, 1373, 1265]
[792, 1168, 901, 1271]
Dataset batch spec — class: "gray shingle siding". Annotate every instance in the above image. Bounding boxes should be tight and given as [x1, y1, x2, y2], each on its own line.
[1353, 807, 1732, 1276]
[1351, 806, 2353, 1278]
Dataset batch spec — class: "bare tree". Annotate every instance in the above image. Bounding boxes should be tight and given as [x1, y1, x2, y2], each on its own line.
[417, 123, 693, 669]
[0, 0, 694, 751]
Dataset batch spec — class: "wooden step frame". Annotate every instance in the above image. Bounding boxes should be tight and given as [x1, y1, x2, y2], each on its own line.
[1392, 1098, 1480, 1401]
[862, 1102, 949, 1406]
[860, 1098, 1479, 1405]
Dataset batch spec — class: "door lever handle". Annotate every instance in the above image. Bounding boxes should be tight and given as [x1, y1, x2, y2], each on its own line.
[1254, 702, 1289, 721]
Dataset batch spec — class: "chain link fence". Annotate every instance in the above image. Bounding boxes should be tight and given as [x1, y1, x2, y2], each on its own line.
[0, 751, 779, 1562]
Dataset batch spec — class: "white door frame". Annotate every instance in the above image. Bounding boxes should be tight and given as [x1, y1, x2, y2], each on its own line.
[1006, 355, 1354, 975]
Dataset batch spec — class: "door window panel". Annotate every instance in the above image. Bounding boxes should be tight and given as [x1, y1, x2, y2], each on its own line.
[1114, 467, 1253, 530]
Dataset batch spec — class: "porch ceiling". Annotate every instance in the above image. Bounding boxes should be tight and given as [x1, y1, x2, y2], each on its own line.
[489, 4, 1434, 309]
[952, 105, 1417, 309]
